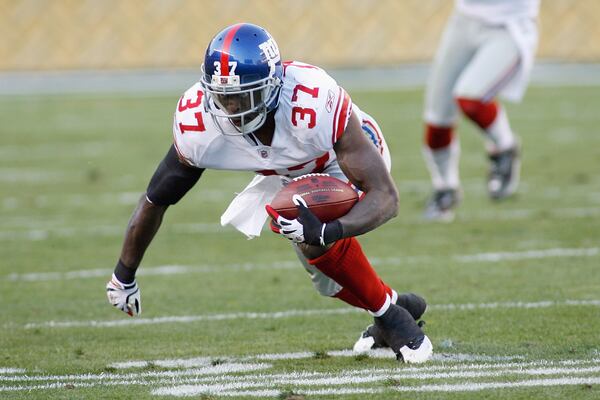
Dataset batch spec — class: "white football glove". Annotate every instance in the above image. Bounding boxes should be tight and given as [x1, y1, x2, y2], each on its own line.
[106, 274, 141, 317]
[266, 195, 314, 243]
[266, 194, 343, 246]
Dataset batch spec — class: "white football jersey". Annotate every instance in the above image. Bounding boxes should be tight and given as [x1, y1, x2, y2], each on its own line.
[456, 0, 540, 24]
[172, 61, 353, 178]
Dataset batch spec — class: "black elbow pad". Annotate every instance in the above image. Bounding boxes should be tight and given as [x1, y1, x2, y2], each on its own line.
[146, 145, 204, 205]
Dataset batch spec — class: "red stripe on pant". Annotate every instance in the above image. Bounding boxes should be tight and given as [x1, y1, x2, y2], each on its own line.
[309, 237, 387, 313]
[456, 97, 498, 130]
[425, 124, 454, 150]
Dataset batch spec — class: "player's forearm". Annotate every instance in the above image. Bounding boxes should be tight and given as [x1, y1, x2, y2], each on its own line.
[338, 186, 399, 238]
[119, 194, 168, 269]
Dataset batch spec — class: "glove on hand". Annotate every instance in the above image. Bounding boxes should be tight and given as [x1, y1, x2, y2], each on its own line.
[266, 194, 342, 246]
[106, 274, 141, 317]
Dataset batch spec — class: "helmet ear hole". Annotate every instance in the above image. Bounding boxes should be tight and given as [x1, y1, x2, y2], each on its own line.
[200, 23, 283, 135]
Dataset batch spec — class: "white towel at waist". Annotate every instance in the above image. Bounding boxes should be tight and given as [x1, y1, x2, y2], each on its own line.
[220, 174, 290, 239]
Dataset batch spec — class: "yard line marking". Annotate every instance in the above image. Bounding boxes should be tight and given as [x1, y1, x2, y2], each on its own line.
[2, 360, 599, 392]
[429, 299, 600, 311]
[327, 349, 523, 362]
[110, 351, 523, 370]
[0, 363, 270, 383]
[394, 376, 600, 393]
[0, 368, 25, 374]
[22, 308, 359, 329]
[462, 207, 600, 221]
[151, 365, 600, 396]
[2, 207, 600, 241]
[455, 247, 599, 262]
[6, 375, 600, 396]
[7, 246, 599, 282]
[0, 169, 71, 183]
[0, 223, 227, 241]
[0, 142, 111, 161]
[6, 261, 299, 282]
[21, 299, 600, 329]
[372, 246, 599, 267]
[1, 190, 233, 211]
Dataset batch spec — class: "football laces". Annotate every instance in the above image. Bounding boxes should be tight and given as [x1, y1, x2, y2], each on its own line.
[292, 173, 330, 182]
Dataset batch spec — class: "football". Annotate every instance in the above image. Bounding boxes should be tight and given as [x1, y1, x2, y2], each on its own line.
[270, 174, 358, 222]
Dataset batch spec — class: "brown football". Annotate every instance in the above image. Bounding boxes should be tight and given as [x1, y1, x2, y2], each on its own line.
[270, 174, 358, 222]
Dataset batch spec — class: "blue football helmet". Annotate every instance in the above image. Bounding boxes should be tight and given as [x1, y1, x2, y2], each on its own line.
[200, 23, 283, 135]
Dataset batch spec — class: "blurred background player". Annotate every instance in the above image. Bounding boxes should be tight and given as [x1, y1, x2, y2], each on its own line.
[105, 23, 432, 363]
[422, 0, 540, 221]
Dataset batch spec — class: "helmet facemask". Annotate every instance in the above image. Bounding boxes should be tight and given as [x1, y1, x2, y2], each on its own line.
[201, 65, 281, 136]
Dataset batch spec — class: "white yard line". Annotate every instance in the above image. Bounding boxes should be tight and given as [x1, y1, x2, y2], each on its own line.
[152, 365, 600, 396]
[455, 247, 599, 262]
[21, 299, 600, 329]
[22, 308, 359, 329]
[0, 142, 111, 161]
[0, 223, 227, 241]
[6, 246, 599, 282]
[0, 363, 270, 383]
[0, 169, 72, 183]
[2, 206, 600, 241]
[2, 358, 599, 395]
[2, 190, 232, 211]
[370, 246, 599, 268]
[0, 368, 25, 374]
[7, 178, 587, 212]
[110, 350, 524, 370]
[8, 359, 600, 381]
[429, 299, 600, 311]
[393, 376, 600, 393]
[6, 261, 299, 282]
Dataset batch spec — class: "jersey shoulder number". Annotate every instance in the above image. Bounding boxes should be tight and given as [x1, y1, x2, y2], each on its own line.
[172, 82, 218, 167]
[280, 61, 353, 151]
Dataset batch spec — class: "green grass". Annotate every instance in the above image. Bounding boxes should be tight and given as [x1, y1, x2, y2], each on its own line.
[0, 85, 599, 399]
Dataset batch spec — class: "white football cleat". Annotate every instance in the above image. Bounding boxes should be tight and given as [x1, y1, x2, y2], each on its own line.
[353, 325, 381, 353]
[353, 293, 428, 353]
[373, 304, 433, 363]
[398, 335, 433, 364]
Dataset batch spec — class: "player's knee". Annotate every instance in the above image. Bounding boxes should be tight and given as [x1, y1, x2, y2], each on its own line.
[312, 277, 342, 297]
[424, 123, 454, 150]
[455, 97, 498, 129]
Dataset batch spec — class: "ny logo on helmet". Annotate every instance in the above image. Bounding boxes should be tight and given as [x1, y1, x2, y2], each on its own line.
[259, 38, 281, 67]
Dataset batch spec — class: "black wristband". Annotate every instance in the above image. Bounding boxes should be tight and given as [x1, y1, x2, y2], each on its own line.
[114, 259, 137, 284]
[323, 220, 343, 244]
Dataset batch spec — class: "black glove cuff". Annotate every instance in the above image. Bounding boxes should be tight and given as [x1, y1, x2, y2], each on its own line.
[114, 259, 136, 284]
[323, 220, 344, 244]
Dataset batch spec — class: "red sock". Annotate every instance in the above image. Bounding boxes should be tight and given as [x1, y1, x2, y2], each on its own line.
[333, 287, 367, 309]
[310, 238, 388, 315]
[425, 124, 454, 150]
[456, 97, 498, 130]
[334, 281, 395, 310]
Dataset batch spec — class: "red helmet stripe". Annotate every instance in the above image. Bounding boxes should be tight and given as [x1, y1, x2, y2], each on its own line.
[220, 23, 244, 76]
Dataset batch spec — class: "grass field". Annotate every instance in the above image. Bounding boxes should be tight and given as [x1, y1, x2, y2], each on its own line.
[1, 83, 599, 399]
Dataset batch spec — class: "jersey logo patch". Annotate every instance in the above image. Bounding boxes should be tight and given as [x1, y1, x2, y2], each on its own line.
[258, 148, 270, 159]
[326, 89, 335, 113]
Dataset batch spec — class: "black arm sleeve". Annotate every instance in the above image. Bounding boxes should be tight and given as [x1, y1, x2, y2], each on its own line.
[146, 145, 205, 206]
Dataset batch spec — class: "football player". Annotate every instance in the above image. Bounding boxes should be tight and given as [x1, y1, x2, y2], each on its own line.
[105, 23, 432, 363]
[422, 0, 540, 221]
